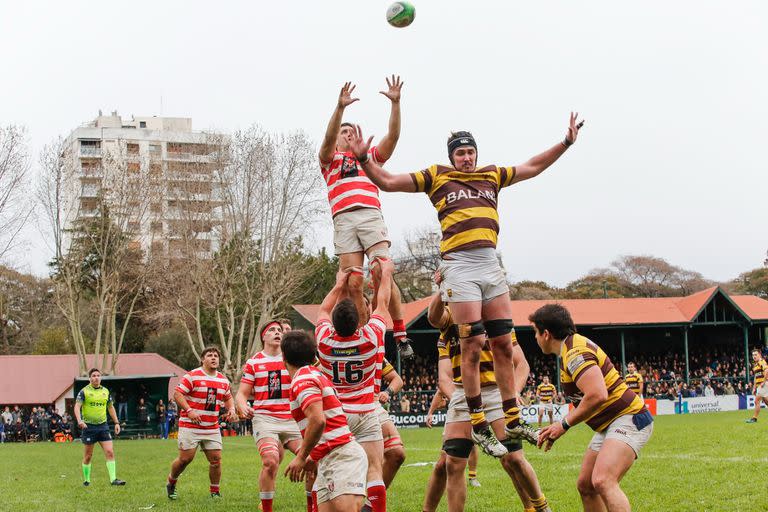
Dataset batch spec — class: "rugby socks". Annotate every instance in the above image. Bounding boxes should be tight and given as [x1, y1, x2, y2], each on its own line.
[467, 394, 488, 432]
[82, 463, 92, 483]
[167, 475, 177, 486]
[531, 495, 550, 512]
[210, 484, 220, 495]
[525, 508, 536, 512]
[503, 398, 521, 429]
[260, 491, 274, 512]
[367, 480, 386, 512]
[106, 460, 116, 482]
[305, 490, 314, 512]
[393, 319, 407, 342]
[468, 469, 477, 480]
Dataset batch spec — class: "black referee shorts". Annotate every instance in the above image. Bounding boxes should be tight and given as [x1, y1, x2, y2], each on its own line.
[82, 423, 112, 445]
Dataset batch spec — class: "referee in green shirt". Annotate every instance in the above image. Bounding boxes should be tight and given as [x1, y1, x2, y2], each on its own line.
[74, 368, 126, 486]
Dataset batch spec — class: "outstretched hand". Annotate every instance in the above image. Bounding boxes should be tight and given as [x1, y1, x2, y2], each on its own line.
[349, 125, 374, 162]
[379, 75, 403, 103]
[565, 112, 584, 145]
[338, 82, 359, 109]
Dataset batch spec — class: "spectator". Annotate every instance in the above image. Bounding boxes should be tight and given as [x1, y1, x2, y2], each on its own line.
[704, 382, 715, 397]
[400, 394, 410, 413]
[26, 416, 40, 442]
[116, 387, 129, 424]
[11, 405, 21, 424]
[724, 381, 736, 395]
[136, 398, 149, 430]
[49, 417, 62, 440]
[11, 417, 26, 442]
[2, 406, 12, 426]
[156, 399, 167, 439]
[0, 419, 5, 443]
[166, 399, 178, 434]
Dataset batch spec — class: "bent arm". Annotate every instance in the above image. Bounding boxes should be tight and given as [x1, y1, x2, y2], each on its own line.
[427, 293, 448, 329]
[235, 384, 253, 414]
[318, 279, 347, 322]
[360, 159, 417, 193]
[437, 358, 456, 399]
[383, 371, 404, 394]
[174, 390, 192, 413]
[319, 105, 344, 164]
[295, 402, 326, 461]
[564, 366, 609, 427]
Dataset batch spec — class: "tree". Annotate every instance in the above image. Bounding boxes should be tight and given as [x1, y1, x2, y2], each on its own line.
[0, 265, 60, 355]
[509, 280, 562, 300]
[155, 127, 327, 380]
[395, 226, 442, 301]
[39, 137, 159, 374]
[611, 255, 711, 297]
[732, 268, 768, 299]
[564, 270, 634, 299]
[0, 125, 33, 262]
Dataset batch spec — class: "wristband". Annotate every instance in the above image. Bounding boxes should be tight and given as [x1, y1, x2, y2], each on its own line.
[383, 387, 393, 396]
[562, 137, 574, 148]
[561, 417, 571, 431]
[357, 153, 369, 164]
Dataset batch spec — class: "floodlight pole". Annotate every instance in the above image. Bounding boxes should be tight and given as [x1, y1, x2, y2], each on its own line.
[620, 330, 626, 373]
[683, 327, 690, 385]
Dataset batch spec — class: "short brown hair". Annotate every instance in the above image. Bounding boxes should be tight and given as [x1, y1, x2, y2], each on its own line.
[201, 346, 221, 361]
[528, 304, 576, 340]
[88, 368, 101, 377]
[332, 298, 359, 337]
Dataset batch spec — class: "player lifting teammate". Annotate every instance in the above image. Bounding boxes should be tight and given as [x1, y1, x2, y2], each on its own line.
[166, 347, 237, 500]
[319, 78, 413, 359]
[533, 305, 652, 512]
[422, 293, 551, 512]
[315, 261, 395, 512]
[236, 321, 315, 512]
[283, 330, 369, 512]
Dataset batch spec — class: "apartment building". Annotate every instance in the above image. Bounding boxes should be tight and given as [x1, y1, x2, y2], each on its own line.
[61, 111, 224, 260]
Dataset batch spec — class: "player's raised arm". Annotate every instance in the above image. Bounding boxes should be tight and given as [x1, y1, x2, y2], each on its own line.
[319, 82, 359, 164]
[317, 269, 351, 322]
[350, 125, 417, 193]
[427, 291, 449, 329]
[375, 75, 403, 161]
[512, 112, 584, 184]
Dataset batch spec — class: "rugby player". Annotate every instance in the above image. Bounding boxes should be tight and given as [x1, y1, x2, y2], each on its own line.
[422, 293, 552, 512]
[283, 330, 369, 512]
[349, 114, 583, 455]
[166, 347, 237, 500]
[74, 368, 125, 487]
[746, 349, 768, 423]
[536, 376, 557, 427]
[236, 321, 314, 512]
[426, 391, 482, 489]
[319, 78, 413, 359]
[623, 362, 643, 399]
[533, 304, 652, 512]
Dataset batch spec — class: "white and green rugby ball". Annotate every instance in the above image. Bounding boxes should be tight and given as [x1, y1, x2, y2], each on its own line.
[386, 1, 416, 28]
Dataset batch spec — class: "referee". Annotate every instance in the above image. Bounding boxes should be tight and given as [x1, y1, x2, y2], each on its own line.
[74, 368, 126, 487]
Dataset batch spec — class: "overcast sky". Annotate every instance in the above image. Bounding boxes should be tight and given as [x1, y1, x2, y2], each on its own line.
[2, 1, 766, 286]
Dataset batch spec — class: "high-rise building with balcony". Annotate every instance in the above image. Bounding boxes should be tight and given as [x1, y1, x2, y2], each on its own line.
[60, 111, 224, 261]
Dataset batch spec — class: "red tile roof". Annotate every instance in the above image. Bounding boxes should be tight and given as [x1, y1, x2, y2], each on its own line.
[0, 353, 188, 405]
[292, 287, 768, 330]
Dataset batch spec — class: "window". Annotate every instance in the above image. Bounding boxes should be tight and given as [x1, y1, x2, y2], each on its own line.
[127, 143, 140, 154]
[139, 121, 146, 128]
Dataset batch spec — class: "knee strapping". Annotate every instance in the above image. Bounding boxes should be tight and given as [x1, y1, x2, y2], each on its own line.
[442, 438, 474, 458]
[485, 319, 514, 338]
[457, 320, 485, 339]
[383, 436, 403, 451]
[501, 438, 523, 453]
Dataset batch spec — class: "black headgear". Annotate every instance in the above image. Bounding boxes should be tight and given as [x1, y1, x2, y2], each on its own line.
[447, 131, 477, 164]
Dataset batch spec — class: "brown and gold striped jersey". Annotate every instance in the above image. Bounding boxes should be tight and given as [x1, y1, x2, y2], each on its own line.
[560, 334, 646, 432]
[410, 164, 516, 257]
[436, 307, 519, 386]
[624, 372, 644, 395]
[536, 383, 557, 403]
[753, 359, 768, 386]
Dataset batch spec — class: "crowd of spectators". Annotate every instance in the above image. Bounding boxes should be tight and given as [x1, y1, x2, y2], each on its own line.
[387, 344, 762, 411]
[0, 405, 74, 443]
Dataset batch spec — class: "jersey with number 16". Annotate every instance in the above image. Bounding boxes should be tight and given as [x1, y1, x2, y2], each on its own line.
[315, 314, 386, 414]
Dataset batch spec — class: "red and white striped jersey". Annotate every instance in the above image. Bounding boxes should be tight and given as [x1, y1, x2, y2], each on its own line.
[240, 351, 292, 420]
[289, 365, 353, 461]
[320, 147, 386, 217]
[316, 314, 386, 414]
[176, 368, 232, 433]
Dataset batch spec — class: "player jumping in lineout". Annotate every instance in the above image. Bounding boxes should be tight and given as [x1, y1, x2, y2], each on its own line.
[319, 78, 413, 359]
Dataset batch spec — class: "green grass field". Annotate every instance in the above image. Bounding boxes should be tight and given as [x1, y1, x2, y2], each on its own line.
[1, 410, 763, 511]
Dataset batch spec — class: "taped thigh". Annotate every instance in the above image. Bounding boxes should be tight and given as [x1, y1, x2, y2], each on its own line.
[457, 320, 485, 339]
[485, 319, 513, 338]
[442, 438, 473, 459]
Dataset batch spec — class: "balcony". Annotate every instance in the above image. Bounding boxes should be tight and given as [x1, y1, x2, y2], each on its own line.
[80, 146, 102, 157]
